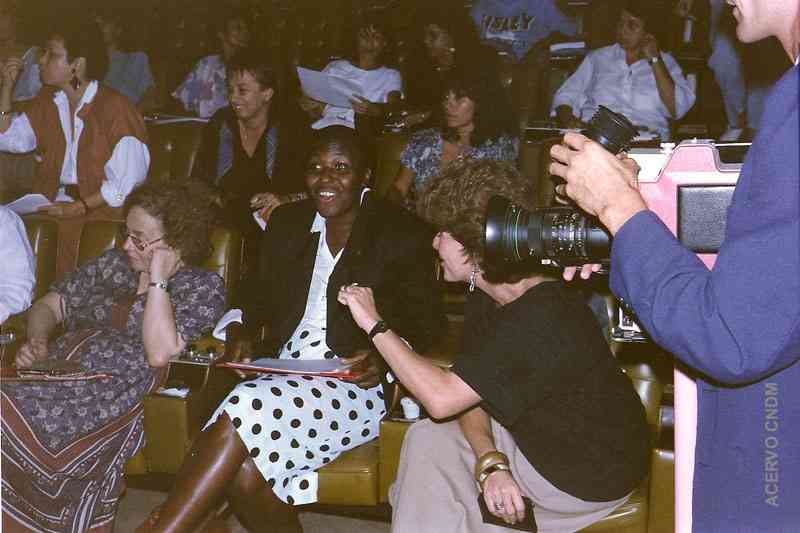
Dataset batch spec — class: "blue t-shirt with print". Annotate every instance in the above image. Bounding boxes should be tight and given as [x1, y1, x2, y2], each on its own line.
[470, 0, 577, 62]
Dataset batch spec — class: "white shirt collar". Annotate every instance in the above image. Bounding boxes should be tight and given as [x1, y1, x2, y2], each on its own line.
[310, 187, 371, 233]
[52, 80, 99, 113]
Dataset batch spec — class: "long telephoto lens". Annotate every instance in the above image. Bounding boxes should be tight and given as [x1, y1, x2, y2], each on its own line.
[485, 200, 611, 266]
[484, 106, 637, 267]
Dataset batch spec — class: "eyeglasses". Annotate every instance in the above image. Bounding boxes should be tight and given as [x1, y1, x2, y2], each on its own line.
[122, 229, 164, 251]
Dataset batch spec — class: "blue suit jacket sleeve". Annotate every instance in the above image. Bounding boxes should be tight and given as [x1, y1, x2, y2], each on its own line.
[609, 65, 800, 385]
[610, 206, 800, 385]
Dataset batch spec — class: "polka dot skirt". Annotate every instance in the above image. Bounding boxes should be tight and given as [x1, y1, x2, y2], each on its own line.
[205, 373, 385, 505]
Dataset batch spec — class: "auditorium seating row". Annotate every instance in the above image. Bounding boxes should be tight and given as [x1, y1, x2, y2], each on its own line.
[3, 116, 674, 531]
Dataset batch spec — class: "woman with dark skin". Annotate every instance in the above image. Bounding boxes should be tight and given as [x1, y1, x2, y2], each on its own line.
[140, 127, 443, 533]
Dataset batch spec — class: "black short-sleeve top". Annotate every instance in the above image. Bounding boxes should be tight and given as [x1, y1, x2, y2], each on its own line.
[452, 281, 650, 502]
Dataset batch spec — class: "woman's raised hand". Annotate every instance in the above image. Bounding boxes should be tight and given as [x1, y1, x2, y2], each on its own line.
[15, 337, 48, 368]
[337, 284, 381, 334]
[1, 57, 23, 88]
[149, 246, 182, 283]
[482, 469, 528, 525]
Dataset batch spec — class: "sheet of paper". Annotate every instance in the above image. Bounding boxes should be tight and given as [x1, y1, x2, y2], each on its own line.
[298, 67, 362, 108]
[4, 193, 52, 215]
[243, 357, 349, 373]
[212, 308, 243, 341]
[218, 357, 356, 379]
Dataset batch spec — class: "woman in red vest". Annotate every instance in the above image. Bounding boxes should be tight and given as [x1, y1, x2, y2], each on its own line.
[0, 18, 149, 279]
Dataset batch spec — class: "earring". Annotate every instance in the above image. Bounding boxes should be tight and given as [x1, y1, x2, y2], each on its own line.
[468, 265, 478, 293]
[71, 74, 80, 91]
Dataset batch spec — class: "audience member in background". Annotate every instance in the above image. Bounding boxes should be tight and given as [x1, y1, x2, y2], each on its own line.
[470, 0, 577, 126]
[0, 19, 149, 280]
[194, 49, 307, 258]
[389, 69, 518, 212]
[552, 1, 696, 140]
[0, 205, 35, 324]
[470, 0, 577, 63]
[139, 127, 443, 533]
[1, 181, 226, 532]
[95, 9, 157, 111]
[172, 10, 251, 118]
[675, 0, 746, 140]
[0, 5, 40, 103]
[299, 19, 402, 131]
[401, 1, 499, 128]
[340, 158, 649, 533]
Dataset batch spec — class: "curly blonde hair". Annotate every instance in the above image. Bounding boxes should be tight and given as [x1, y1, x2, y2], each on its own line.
[124, 181, 217, 266]
[417, 158, 537, 283]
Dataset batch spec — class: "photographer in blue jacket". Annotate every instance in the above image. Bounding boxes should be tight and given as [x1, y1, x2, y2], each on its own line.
[549, 0, 799, 531]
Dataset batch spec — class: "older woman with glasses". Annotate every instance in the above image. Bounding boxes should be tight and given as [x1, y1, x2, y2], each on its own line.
[1, 181, 226, 532]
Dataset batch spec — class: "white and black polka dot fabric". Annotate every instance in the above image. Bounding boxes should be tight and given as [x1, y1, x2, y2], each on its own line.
[207, 372, 384, 505]
[205, 212, 385, 505]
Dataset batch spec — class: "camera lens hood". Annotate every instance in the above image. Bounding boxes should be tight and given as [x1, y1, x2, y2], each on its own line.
[586, 106, 638, 154]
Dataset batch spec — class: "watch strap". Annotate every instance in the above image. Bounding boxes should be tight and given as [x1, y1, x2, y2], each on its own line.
[368, 320, 389, 340]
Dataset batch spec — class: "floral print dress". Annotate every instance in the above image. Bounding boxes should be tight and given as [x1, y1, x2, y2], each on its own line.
[1, 249, 225, 532]
[399, 128, 519, 211]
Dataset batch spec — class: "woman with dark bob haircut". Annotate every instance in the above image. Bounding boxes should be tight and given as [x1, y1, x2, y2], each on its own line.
[389, 69, 518, 212]
[340, 158, 649, 532]
[1, 181, 226, 532]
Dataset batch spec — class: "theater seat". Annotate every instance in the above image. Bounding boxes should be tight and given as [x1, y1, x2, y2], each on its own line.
[22, 215, 59, 301]
[372, 132, 410, 197]
[145, 120, 206, 183]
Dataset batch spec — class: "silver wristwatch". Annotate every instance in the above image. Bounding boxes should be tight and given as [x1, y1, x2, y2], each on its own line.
[148, 280, 168, 291]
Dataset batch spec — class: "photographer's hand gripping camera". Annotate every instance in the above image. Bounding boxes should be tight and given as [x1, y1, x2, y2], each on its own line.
[485, 106, 744, 341]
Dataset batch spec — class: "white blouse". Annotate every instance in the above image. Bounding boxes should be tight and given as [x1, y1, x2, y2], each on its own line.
[312, 60, 402, 130]
[0, 81, 150, 207]
[551, 44, 696, 140]
[0, 206, 35, 324]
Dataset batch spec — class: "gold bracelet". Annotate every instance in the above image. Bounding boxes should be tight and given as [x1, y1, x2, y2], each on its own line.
[474, 451, 509, 484]
[478, 462, 512, 490]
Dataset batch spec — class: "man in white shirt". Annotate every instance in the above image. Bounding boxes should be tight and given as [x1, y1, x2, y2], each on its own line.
[552, 2, 696, 140]
[0, 205, 35, 323]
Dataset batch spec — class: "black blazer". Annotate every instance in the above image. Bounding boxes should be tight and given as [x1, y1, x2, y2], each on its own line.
[242, 191, 445, 357]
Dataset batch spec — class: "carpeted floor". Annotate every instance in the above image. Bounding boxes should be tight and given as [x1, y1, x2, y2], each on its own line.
[115, 488, 392, 532]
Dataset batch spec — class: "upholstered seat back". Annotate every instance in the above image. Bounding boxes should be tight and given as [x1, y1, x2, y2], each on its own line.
[146, 121, 206, 183]
[372, 132, 410, 197]
[22, 215, 59, 300]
